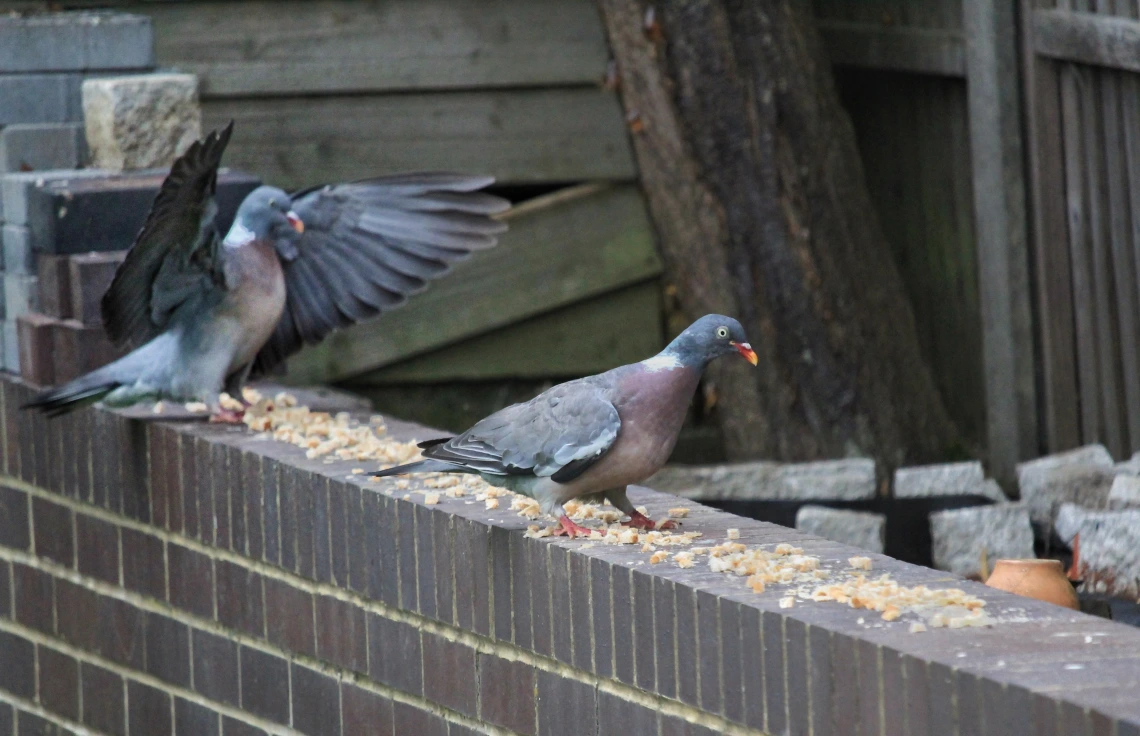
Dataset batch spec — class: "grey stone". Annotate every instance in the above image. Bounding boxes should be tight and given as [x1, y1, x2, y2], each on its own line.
[82, 74, 201, 172]
[894, 461, 985, 497]
[1074, 509, 1140, 599]
[647, 458, 876, 501]
[2, 225, 35, 274]
[1016, 444, 1117, 528]
[0, 123, 86, 173]
[0, 73, 81, 126]
[0, 12, 153, 73]
[929, 503, 1035, 577]
[978, 479, 1011, 503]
[795, 505, 885, 553]
[1055, 502, 1093, 545]
[1108, 474, 1140, 510]
[3, 274, 37, 319]
[1117, 452, 1140, 477]
[2, 321, 18, 372]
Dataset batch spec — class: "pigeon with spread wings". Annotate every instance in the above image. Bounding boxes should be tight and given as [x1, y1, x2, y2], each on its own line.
[25, 123, 509, 420]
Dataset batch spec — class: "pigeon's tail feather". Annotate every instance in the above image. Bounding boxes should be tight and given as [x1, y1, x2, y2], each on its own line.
[370, 459, 465, 478]
[22, 370, 122, 418]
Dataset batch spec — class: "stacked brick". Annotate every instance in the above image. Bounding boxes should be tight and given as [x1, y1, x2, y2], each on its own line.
[0, 11, 154, 372]
[0, 376, 1138, 735]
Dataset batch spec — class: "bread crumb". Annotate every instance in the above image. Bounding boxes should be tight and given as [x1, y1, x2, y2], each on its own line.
[882, 606, 901, 622]
[849, 556, 872, 571]
[674, 551, 695, 568]
[350, 468, 364, 475]
[779, 597, 795, 609]
[727, 528, 741, 540]
[909, 622, 927, 634]
[747, 575, 766, 593]
[184, 401, 208, 413]
[152, 401, 165, 414]
[403, 494, 411, 501]
[650, 551, 669, 564]
[668, 507, 690, 518]
[485, 498, 500, 510]
[424, 493, 440, 505]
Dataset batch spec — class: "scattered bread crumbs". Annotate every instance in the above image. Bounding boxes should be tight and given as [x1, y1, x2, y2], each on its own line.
[395, 480, 410, 490]
[485, 498, 500, 510]
[674, 551, 695, 568]
[882, 606, 901, 622]
[403, 494, 411, 501]
[219, 392, 245, 411]
[350, 468, 364, 475]
[446, 488, 465, 498]
[849, 556, 873, 571]
[727, 528, 741, 540]
[668, 507, 690, 519]
[910, 622, 928, 634]
[152, 401, 165, 414]
[184, 401, 208, 413]
[423, 493, 440, 505]
[779, 597, 795, 609]
[650, 551, 669, 564]
[748, 575, 765, 593]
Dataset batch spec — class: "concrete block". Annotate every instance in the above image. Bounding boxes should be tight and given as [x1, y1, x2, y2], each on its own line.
[16, 312, 55, 386]
[0, 73, 80, 126]
[20, 169, 259, 254]
[894, 461, 989, 497]
[37, 254, 73, 318]
[647, 457, 877, 501]
[1117, 451, 1140, 477]
[1, 321, 17, 372]
[930, 503, 1035, 578]
[4, 273, 38, 319]
[795, 505, 885, 553]
[0, 123, 86, 173]
[68, 251, 125, 325]
[2, 224, 34, 274]
[1016, 444, 1117, 528]
[1074, 509, 1140, 599]
[1, 169, 108, 229]
[0, 12, 153, 73]
[82, 73, 200, 172]
[1108, 474, 1140, 510]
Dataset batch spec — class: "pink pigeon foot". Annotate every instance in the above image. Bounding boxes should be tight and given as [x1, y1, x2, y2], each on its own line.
[209, 409, 246, 424]
[623, 510, 676, 531]
[551, 515, 594, 538]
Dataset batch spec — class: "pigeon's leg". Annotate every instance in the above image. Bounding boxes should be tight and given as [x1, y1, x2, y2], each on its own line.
[604, 486, 677, 530]
[551, 515, 594, 538]
[223, 363, 254, 407]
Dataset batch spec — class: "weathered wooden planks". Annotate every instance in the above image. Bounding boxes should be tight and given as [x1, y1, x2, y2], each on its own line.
[284, 183, 663, 384]
[143, 0, 609, 96]
[351, 281, 663, 384]
[201, 88, 636, 189]
[1033, 8, 1140, 72]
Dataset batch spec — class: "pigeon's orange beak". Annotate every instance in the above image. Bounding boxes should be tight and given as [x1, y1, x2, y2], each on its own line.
[286, 211, 304, 234]
[732, 341, 758, 366]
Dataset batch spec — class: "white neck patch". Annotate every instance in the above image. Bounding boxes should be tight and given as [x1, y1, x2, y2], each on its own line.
[640, 353, 683, 373]
[223, 220, 256, 248]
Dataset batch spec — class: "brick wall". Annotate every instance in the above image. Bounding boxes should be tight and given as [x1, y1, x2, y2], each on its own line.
[0, 374, 1138, 736]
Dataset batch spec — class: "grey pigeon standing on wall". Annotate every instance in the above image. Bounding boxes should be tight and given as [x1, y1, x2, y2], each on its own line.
[25, 123, 509, 420]
[372, 315, 759, 535]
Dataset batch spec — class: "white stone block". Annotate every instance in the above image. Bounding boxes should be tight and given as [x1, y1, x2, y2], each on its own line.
[930, 503, 1035, 578]
[82, 73, 201, 172]
[795, 505, 885, 553]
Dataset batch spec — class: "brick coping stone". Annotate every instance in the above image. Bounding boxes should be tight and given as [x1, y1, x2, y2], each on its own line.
[0, 372, 1138, 735]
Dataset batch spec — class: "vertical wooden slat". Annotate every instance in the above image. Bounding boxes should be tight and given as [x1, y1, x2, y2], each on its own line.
[1022, 0, 1082, 452]
[1100, 67, 1140, 449]
[964, 0, 1039, 481]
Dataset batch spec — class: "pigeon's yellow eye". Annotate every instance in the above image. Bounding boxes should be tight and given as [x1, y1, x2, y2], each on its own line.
[716, 326, 729, 338]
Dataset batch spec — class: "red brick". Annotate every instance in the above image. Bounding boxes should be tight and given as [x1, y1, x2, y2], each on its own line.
[341, 683, 393, 736]
[239, 647, 289, 725]
[290, 664, 340, 736]
[478, 653, 536, 735]
[328, 481, 348, 587]
[490, 526, 511, 643]
[81, 662, 125, 736]
[0, 562, 9, 618]
[37, 254, 72, 318]
[223, 717, 267, 736]
[243, 453, 263, 561]
[263, 577, 315, 657]
[215, 560, 264, 638]
[94, 595, 145, 671]
[0, 486, 29, 553]
[0, 631, 34, 699]
[32, 497, 72, 568]
[508, 533, 531, 649]
[50, 319, 123, 384]
[37, 646, 79, 721]
[168, 544, 214, 619]
[13, 562, 53, 634]
[312, 478, 332, 584]
[422, 632, 477, 717]
[67, 251, 125, 326]
[315, 594, 366, 673]
[392, 702, 447, 736]
[76, 514, 120, 585]
[144, 612, 190, 688]
[121, 527, 165, 600]
[55, 579, 98, 652]
[367, 614, 422, 697]
[536, 670, 597, 735]
[175, 697, 219, 736]
[128, 680, 171, 736]
[17, 313, 56, 387]
[397, 502, 418, 611]
[597, 690, 657, 734]
[192, 630, 239, 708]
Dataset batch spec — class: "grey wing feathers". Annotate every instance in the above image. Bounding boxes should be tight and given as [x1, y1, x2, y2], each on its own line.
[101, 122, 233, 348]
[423, 382, 621, 481]
[250, 173, 509, 376]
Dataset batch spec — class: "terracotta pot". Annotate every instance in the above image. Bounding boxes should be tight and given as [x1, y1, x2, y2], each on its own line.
[985, 559, 1080, 610]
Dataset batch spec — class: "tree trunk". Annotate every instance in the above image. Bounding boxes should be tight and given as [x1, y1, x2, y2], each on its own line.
[596, 0, 961, 468]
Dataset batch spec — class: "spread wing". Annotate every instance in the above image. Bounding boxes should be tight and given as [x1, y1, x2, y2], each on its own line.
[250, 173, 509, 377]
[101, 123, 233, 348]
[423, 381, 621, 483]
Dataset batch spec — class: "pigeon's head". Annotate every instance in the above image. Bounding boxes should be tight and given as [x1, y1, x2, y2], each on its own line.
[224, 186, 305, 248]
[669, 314, 758, 367]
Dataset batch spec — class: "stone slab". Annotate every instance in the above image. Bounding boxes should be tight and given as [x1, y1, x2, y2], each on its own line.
[646, 458, 877, 501]
[0, 12, 153, 73]
[1074, 509, 1140, 599]
[929, 503, 1035, 577]
[1016, 444, 1117, 528]
[82, 73, 200, 172]
[0, 123, 86, 174]
[794, 505, 885, 553]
